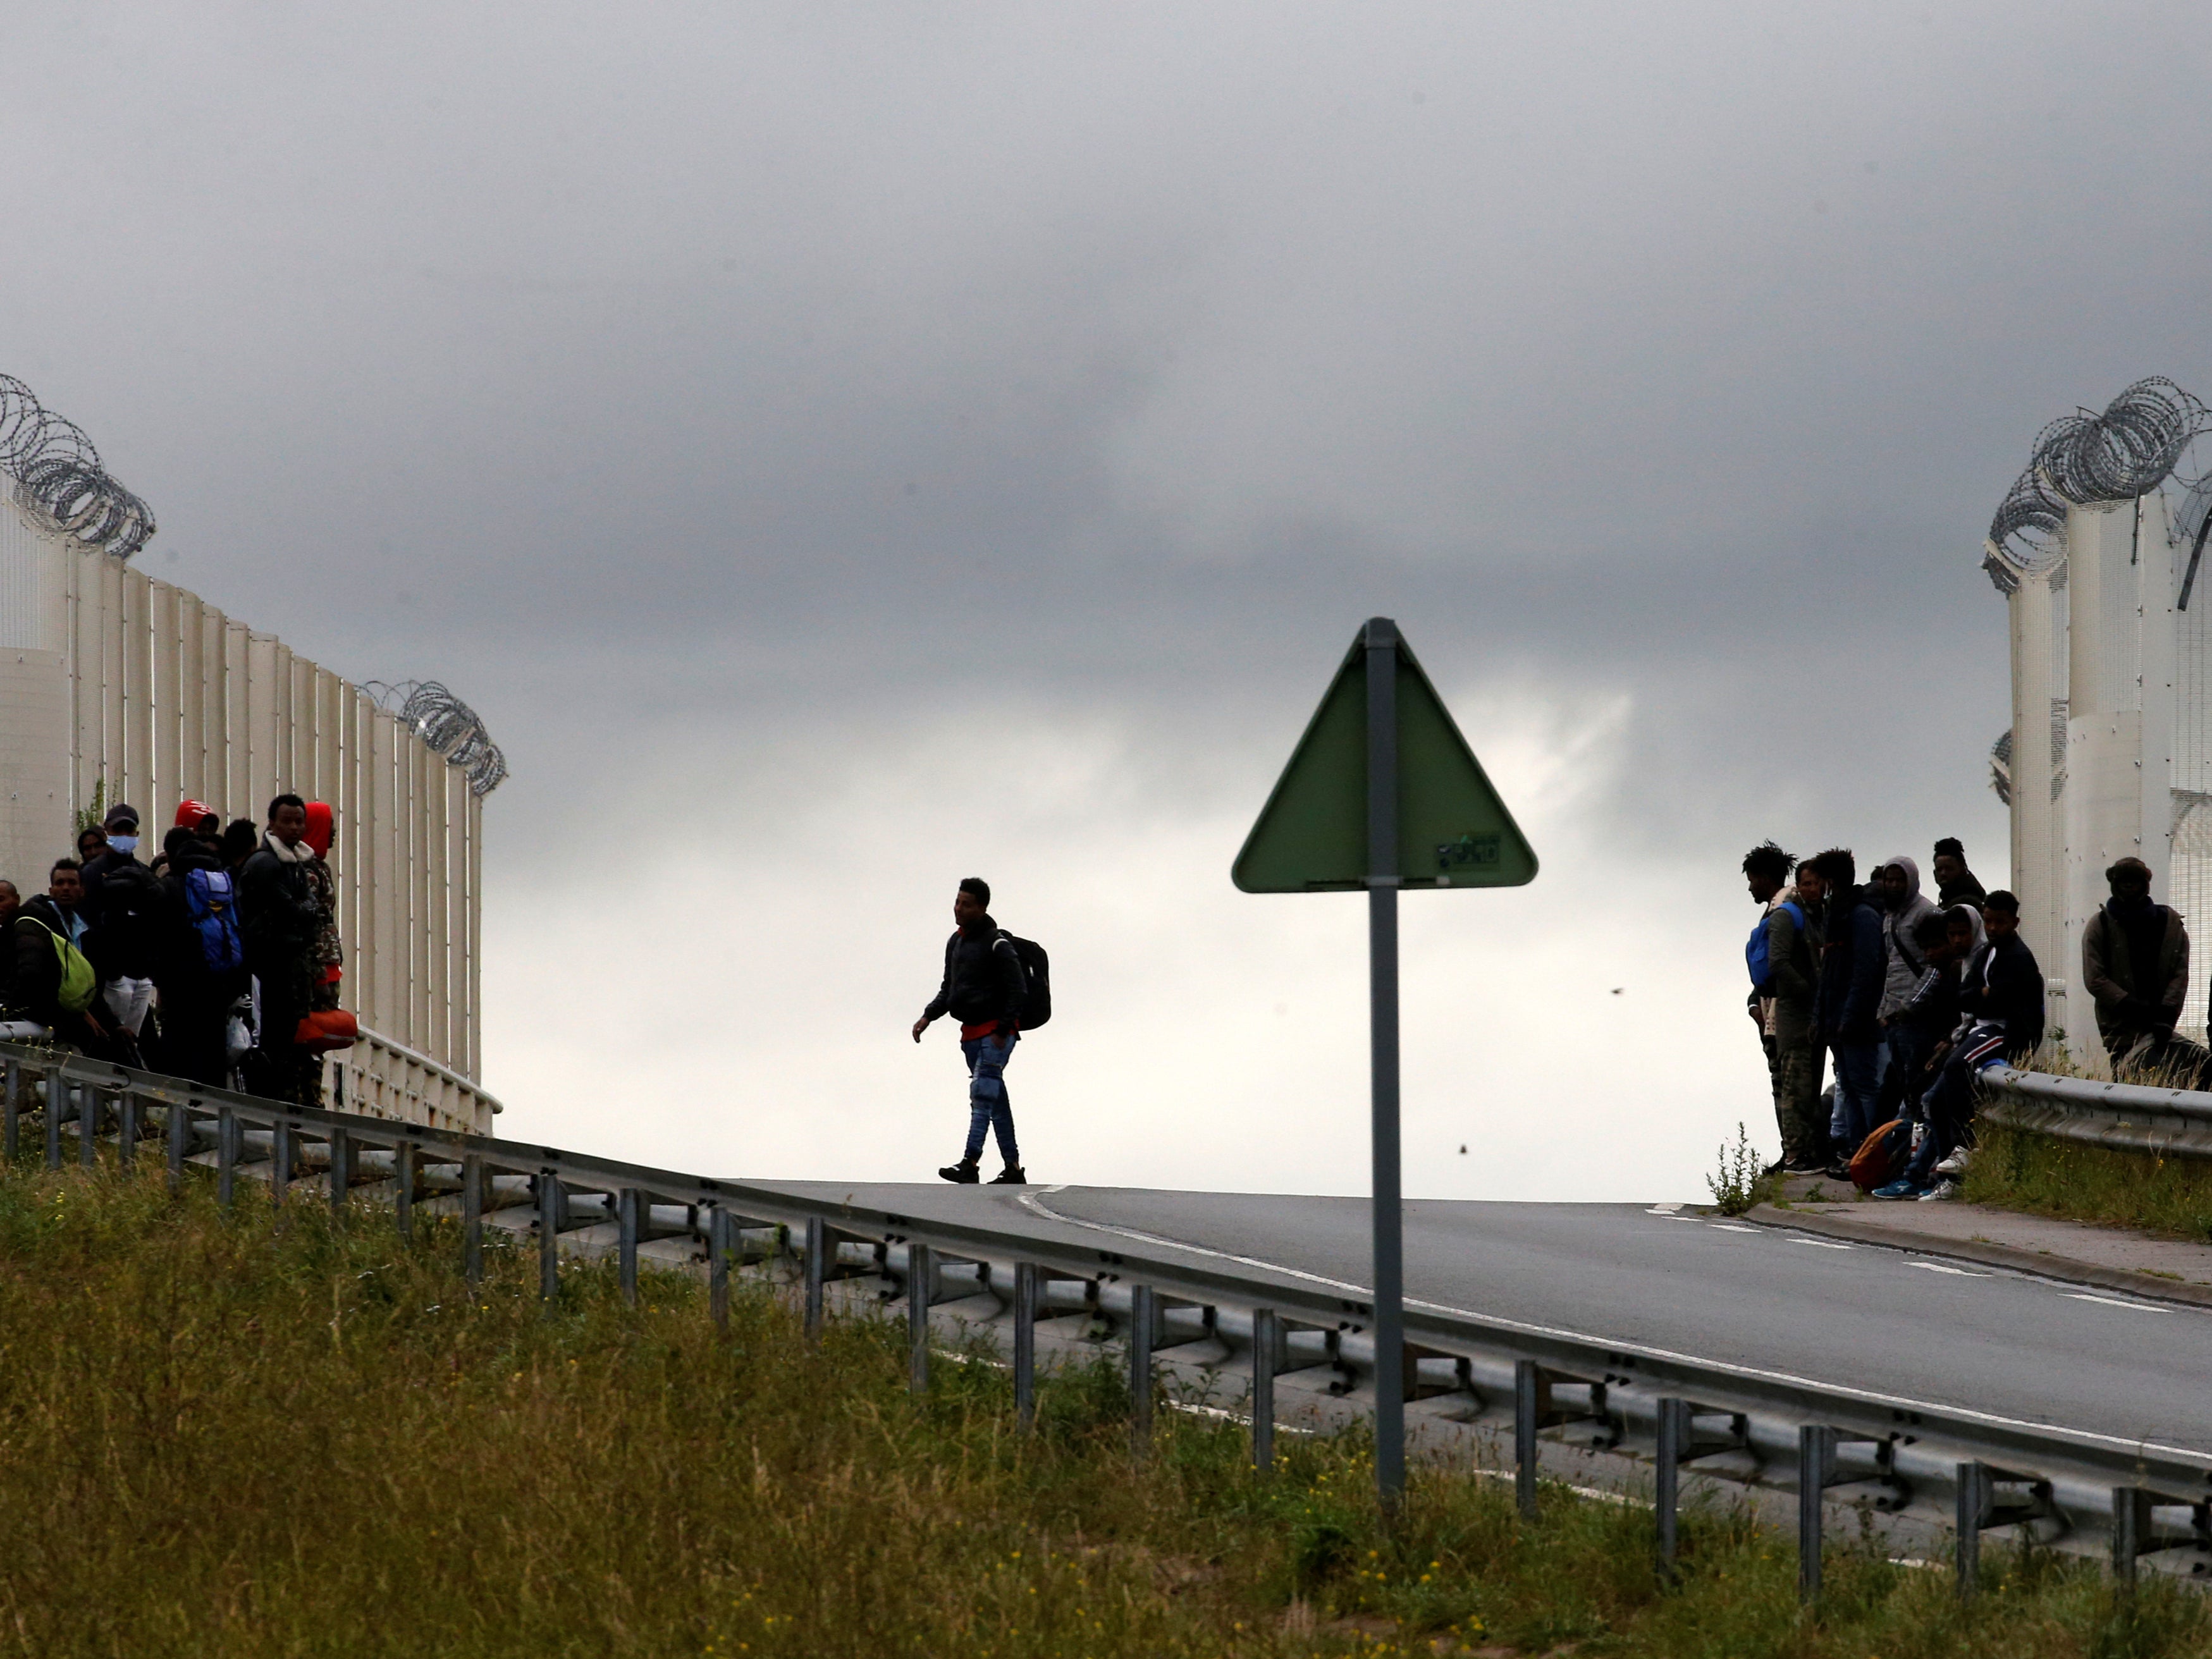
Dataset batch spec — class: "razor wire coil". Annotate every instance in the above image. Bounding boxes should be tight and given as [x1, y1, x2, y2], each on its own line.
[0, 374, 156, 560]
[363, 680, 508, 797]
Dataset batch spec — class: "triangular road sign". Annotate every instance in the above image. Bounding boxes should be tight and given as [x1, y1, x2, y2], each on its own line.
[1232, 625, 1538, 892]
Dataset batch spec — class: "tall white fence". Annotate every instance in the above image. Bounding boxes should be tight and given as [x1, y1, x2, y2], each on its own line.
[2006, 494, 2212, 1060]
[0, 494, 495, 1134]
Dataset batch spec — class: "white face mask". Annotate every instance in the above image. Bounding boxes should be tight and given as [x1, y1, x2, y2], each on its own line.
[106, 834, 138, 855]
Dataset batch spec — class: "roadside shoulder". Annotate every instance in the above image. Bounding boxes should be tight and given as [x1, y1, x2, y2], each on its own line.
[1742, 1200, 2212, 1311]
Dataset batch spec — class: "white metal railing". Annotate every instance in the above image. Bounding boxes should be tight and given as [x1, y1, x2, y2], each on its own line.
[333, 1025, 500, 1136]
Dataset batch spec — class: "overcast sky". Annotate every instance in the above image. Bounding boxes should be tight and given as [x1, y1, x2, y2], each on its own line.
[6, 4, 2208, 1201]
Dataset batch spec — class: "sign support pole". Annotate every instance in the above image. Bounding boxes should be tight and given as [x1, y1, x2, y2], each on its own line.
[1365, 616, 1405, 1511]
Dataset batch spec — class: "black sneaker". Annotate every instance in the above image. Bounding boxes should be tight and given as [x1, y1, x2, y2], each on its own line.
[938, 1161, 980, 1184]
[1822, 1159, 1852, 1182]
[986, 1165, 1027, 1186]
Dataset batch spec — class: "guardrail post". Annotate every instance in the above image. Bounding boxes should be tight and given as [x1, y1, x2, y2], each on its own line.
[537, 1172, 560, 1304]
[1013, 1262, 1038, 1431]
[907, 1242, 932, 1395]
[1515, 1360, 1542, 1520]
[1656, 1397, 1690, 1570]
[117, 1092, 139, 1168]
[2112, 1487, 2156, 1586]
[1956, 1461, 1989, 1600]
[1251, 1307, 1279, 1471]
[802, 1216, 825, 1341]
[328, 1129, 351, 1220]
[1129, 1284, 1156, 1457]
[618, 1188, 640, 1307]
[42, 1066, 62, 1170]
[166, 1098, 190, 1195]
[709, 1208, 731, 1330]
[1798, 1425, 1836, 1603]
[1, 1058, 16, 1161]
[462, 1156, 483, 1285]
[77, 1083, 95, 1170]
[395, 1141, 414, 1242]
[271, 1120, 293, 1205]
[217, 1108, 237, 1208]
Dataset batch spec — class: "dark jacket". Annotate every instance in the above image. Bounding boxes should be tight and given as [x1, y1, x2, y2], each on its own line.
[923, 915, 1027, 1030]
[1960, 933, 2045, 1058]
[3, 910, 66, 1025]
[237, 838, 323, 977]
[2080, 898, 2189, 1048]
[81, 852, 166, 980]
[1814, 885, 1885, 1041]
[1937, 869, 1988, 908]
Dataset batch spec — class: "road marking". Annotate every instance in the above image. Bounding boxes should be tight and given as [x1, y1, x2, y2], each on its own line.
[2065, 1293, 2172, 1313]
[1707, 1223, 1759, 1234]
[1013, 1189, 2212, 1466]
[1646, 1203, 1684, 1216]
[1790, 1238, 1853, 1249]
[1911, 1263, 1989, 1277]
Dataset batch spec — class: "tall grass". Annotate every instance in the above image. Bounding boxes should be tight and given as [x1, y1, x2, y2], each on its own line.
[0, 1158, 2203, 1656]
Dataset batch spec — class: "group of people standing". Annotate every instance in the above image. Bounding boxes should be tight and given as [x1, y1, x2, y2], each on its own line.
[1742, 838, 2044, 1201]
[0, 793, 350, 1105]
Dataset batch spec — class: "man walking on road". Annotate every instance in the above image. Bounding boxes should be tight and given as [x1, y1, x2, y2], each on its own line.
[912, 877, 1029, 1186]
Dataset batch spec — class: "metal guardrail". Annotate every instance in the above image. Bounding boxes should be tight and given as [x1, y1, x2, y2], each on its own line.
[3, 1038, 2210, 1600]
[1983, 1067, 2212, 1160]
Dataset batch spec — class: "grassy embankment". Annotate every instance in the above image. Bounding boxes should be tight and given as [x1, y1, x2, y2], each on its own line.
[1957, 1044, 2212, 1244]
[0, 1158, 2203, 1656]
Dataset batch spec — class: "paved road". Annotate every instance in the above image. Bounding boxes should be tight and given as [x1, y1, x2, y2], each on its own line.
[761, 1182, 2212, 1458]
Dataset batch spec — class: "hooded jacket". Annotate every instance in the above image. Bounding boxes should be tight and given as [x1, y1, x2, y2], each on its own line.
[1877, 854, 1939, 1022]
[2080, 895, 2189, 1045]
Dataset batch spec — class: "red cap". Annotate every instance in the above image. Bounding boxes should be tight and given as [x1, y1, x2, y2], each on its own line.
[173, 799, 218, 833]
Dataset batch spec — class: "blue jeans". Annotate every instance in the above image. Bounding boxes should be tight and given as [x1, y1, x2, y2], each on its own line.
[1828, 1038, 1881, 1155]
[961, 1031, 1019, 1165]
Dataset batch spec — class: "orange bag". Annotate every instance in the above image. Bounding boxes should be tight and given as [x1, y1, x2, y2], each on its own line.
[1847, 1118, 1912, 1192]
[293, 1008, 359, 1054]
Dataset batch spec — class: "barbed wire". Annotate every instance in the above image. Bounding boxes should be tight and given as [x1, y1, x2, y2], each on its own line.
[1983, 377, 2209, 586]
[0, 374, 156, 560]
[362, 680, 508, 797]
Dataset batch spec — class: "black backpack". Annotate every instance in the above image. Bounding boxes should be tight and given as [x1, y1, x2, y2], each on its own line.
[1001, 933, 1052, 1030]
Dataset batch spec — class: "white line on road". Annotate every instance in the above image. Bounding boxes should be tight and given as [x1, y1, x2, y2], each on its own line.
[2065, 1293, 2173, 1313]
[1911, 1263, 1989, 1277]
[1707, 1224, 1759, 1234]
[1790, 1238, 1853, 1249]
[1013, 1189, 2212, 1466]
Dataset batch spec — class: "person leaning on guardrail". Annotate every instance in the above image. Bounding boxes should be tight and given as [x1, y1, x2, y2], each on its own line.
[1876, 890, 2044, 1202]
[2080, 856, 2196, 1079]
[0, 874, 115, 1057]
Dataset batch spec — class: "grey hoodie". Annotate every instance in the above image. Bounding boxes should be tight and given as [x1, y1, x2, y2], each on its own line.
[1877, 853, 1939, 1020]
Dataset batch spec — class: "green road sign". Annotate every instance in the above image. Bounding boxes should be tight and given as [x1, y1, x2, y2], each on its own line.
[1231, 630, 1538, 892]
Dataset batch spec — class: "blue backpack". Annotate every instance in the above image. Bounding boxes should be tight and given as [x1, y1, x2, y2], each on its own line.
[1746, 901, 1805, 993]
[183, 867, 245, 974]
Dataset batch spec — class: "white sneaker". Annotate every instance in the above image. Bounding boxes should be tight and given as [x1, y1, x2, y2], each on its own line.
[1917, 1178, 1958, 1202]
[1932, 1148, 1970, 1177]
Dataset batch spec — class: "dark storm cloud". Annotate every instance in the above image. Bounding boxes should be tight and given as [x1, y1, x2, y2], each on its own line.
[1, 3, 2205, 870]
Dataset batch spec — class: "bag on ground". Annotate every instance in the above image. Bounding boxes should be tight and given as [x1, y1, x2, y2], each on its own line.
[1848, 1117, 1914, 1192]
